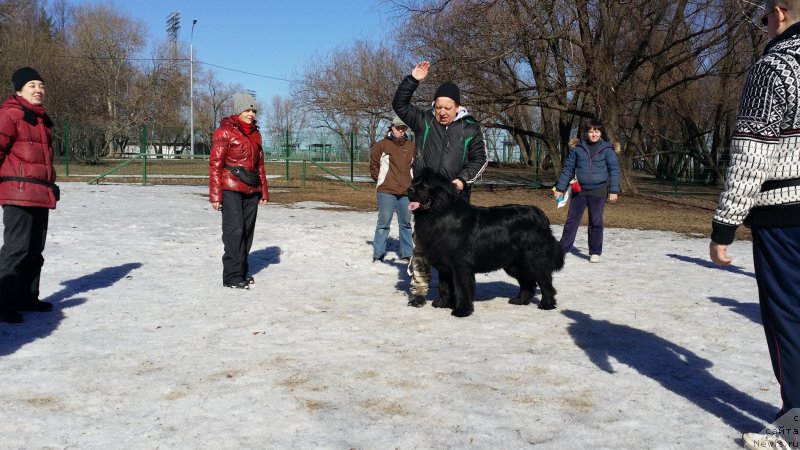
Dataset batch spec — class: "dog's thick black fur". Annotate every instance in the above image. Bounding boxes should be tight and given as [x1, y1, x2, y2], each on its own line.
[408, 168, 565, 317]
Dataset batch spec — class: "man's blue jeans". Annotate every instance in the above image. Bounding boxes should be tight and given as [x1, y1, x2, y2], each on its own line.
[373, 192, 413, 259]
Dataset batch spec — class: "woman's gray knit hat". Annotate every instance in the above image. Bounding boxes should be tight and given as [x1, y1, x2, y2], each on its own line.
[233, 92, 257, 114]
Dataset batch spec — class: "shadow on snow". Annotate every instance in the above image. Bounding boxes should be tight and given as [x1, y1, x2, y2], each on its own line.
[708, 296, 761, 325]
[667, 253, 755, 279]
[563, 309, 773, 435]
[247, 246, 281, 277]
[0, 262, 143, 357]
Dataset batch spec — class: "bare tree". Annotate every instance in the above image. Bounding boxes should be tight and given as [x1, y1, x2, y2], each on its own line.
[69, 4, 146, 156]
[393, 0, 760, 192]
[568, 0, 760, 192]
[293, 40, 409, 148]
[0, 0, 37, 26]
[194, 68, 241, 153]
[134, 40, 190, 155]
[397, 0, 585, 171]
[0, 0, 59, 93]
[261, 95, 308, 157]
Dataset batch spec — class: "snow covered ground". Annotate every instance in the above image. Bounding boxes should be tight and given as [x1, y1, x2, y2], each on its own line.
[0, 182, 775, 449]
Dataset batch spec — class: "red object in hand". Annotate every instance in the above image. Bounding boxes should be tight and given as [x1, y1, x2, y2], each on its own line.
[571, 179, 582, 193]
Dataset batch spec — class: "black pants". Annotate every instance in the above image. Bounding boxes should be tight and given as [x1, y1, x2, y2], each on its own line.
[221, 190, 259, 285]
[0, 205, 49, 310]
[559, 194, 607, 255]
[753, 226, 800, 416]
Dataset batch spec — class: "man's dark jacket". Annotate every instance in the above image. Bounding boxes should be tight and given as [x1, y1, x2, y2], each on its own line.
[392, 75, 487, 187]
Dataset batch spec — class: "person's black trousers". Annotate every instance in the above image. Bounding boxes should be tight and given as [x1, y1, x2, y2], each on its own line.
[221, 190, 259, 285]
[0, 205, 49, 310]
[753, 225, 800, 416]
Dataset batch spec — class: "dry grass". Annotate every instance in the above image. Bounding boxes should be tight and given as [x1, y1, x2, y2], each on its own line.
[56, 160, 746, 241]
[265, 177, 745, 241]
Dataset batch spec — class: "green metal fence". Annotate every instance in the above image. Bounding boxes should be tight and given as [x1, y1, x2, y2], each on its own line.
[631, 144, 731, 197]
[51, 123, 372, 189]
[54, 156, 370, 190]
[50, 122, 736, 198]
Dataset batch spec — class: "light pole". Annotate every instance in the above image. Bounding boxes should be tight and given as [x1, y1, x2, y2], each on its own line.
[190, 19, 197, 154]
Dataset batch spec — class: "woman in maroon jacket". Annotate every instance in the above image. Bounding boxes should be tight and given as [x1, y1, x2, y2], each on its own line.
[0, 67, 58, 323]
[209, 92, 269, 290]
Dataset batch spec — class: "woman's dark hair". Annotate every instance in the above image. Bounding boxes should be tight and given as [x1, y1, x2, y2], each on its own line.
[585, 118, 604, 133]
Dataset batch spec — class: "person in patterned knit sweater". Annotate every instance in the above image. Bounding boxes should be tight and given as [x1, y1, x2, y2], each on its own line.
[710, 1, 800, 448]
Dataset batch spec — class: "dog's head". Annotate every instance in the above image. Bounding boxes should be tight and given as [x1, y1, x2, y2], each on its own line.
[407, 167, 460, 213]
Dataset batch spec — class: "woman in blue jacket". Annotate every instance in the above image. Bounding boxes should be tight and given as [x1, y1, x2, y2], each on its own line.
[553, 119, 620, 263]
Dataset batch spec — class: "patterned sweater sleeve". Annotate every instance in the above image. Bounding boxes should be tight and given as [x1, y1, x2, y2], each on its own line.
[711, 58, 785, 245]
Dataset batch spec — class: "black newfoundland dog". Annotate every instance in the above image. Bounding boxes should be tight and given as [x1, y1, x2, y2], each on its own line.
[407, 168, 565, 317]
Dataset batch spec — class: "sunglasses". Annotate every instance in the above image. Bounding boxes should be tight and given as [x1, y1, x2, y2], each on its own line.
[761, 6, 787, 26]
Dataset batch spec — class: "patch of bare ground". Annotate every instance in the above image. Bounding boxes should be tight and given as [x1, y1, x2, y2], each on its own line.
[266, 177, 750, 241]
[75, 165, 748, 241]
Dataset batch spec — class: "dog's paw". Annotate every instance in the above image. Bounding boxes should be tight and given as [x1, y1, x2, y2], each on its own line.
[538, 301, 557, 310]
[432, 298, 451, 308]
[408, 296, 427, 308]
[508, 297, 531, 306]
[451, 306, 474, 318]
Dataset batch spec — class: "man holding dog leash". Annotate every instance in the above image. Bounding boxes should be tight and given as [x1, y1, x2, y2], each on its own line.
[393, 61, 488, 308]
[209, 92, 269, 290]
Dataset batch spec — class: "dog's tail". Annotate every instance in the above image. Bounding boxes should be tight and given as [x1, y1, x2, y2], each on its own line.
[527, 206, 564, 271]
[531, 207, 563, 270]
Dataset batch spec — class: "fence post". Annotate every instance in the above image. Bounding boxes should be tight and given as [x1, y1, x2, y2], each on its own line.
[64, 122, 70, 177]
[350, 132, 355, 182]
[285, 129, 290, 180]
[673, 143, 679, 197]
[141, 125, 148, 185]
[302, 159, 307, 189]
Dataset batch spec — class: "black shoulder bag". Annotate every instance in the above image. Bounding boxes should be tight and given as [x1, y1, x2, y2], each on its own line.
[224, 164, 261, 186]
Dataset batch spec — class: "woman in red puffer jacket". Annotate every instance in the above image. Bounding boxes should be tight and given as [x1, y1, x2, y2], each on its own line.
[209, 92, 269, 290]
[0, 67, 59, 323]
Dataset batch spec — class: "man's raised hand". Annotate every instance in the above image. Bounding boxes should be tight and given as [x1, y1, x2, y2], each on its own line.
[412, 61, 430, 81]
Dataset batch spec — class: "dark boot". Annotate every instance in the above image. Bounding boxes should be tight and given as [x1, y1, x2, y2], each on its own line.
[223, 280, 249, 290]
[0, 309, 23, 323]
[16, 299, 53, 312]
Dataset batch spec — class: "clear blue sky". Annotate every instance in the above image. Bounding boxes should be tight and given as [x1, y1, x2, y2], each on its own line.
[71, 0, 396, 101]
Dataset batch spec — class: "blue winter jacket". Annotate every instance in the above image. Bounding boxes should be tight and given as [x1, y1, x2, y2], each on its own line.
[555, 140, 620, 193]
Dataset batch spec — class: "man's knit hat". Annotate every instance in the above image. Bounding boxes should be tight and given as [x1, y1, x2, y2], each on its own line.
[433, 81, 460, 104]
[391, 116, 406, 127]
[12, 67, 43, 91]
[232, 92, 257, 114]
